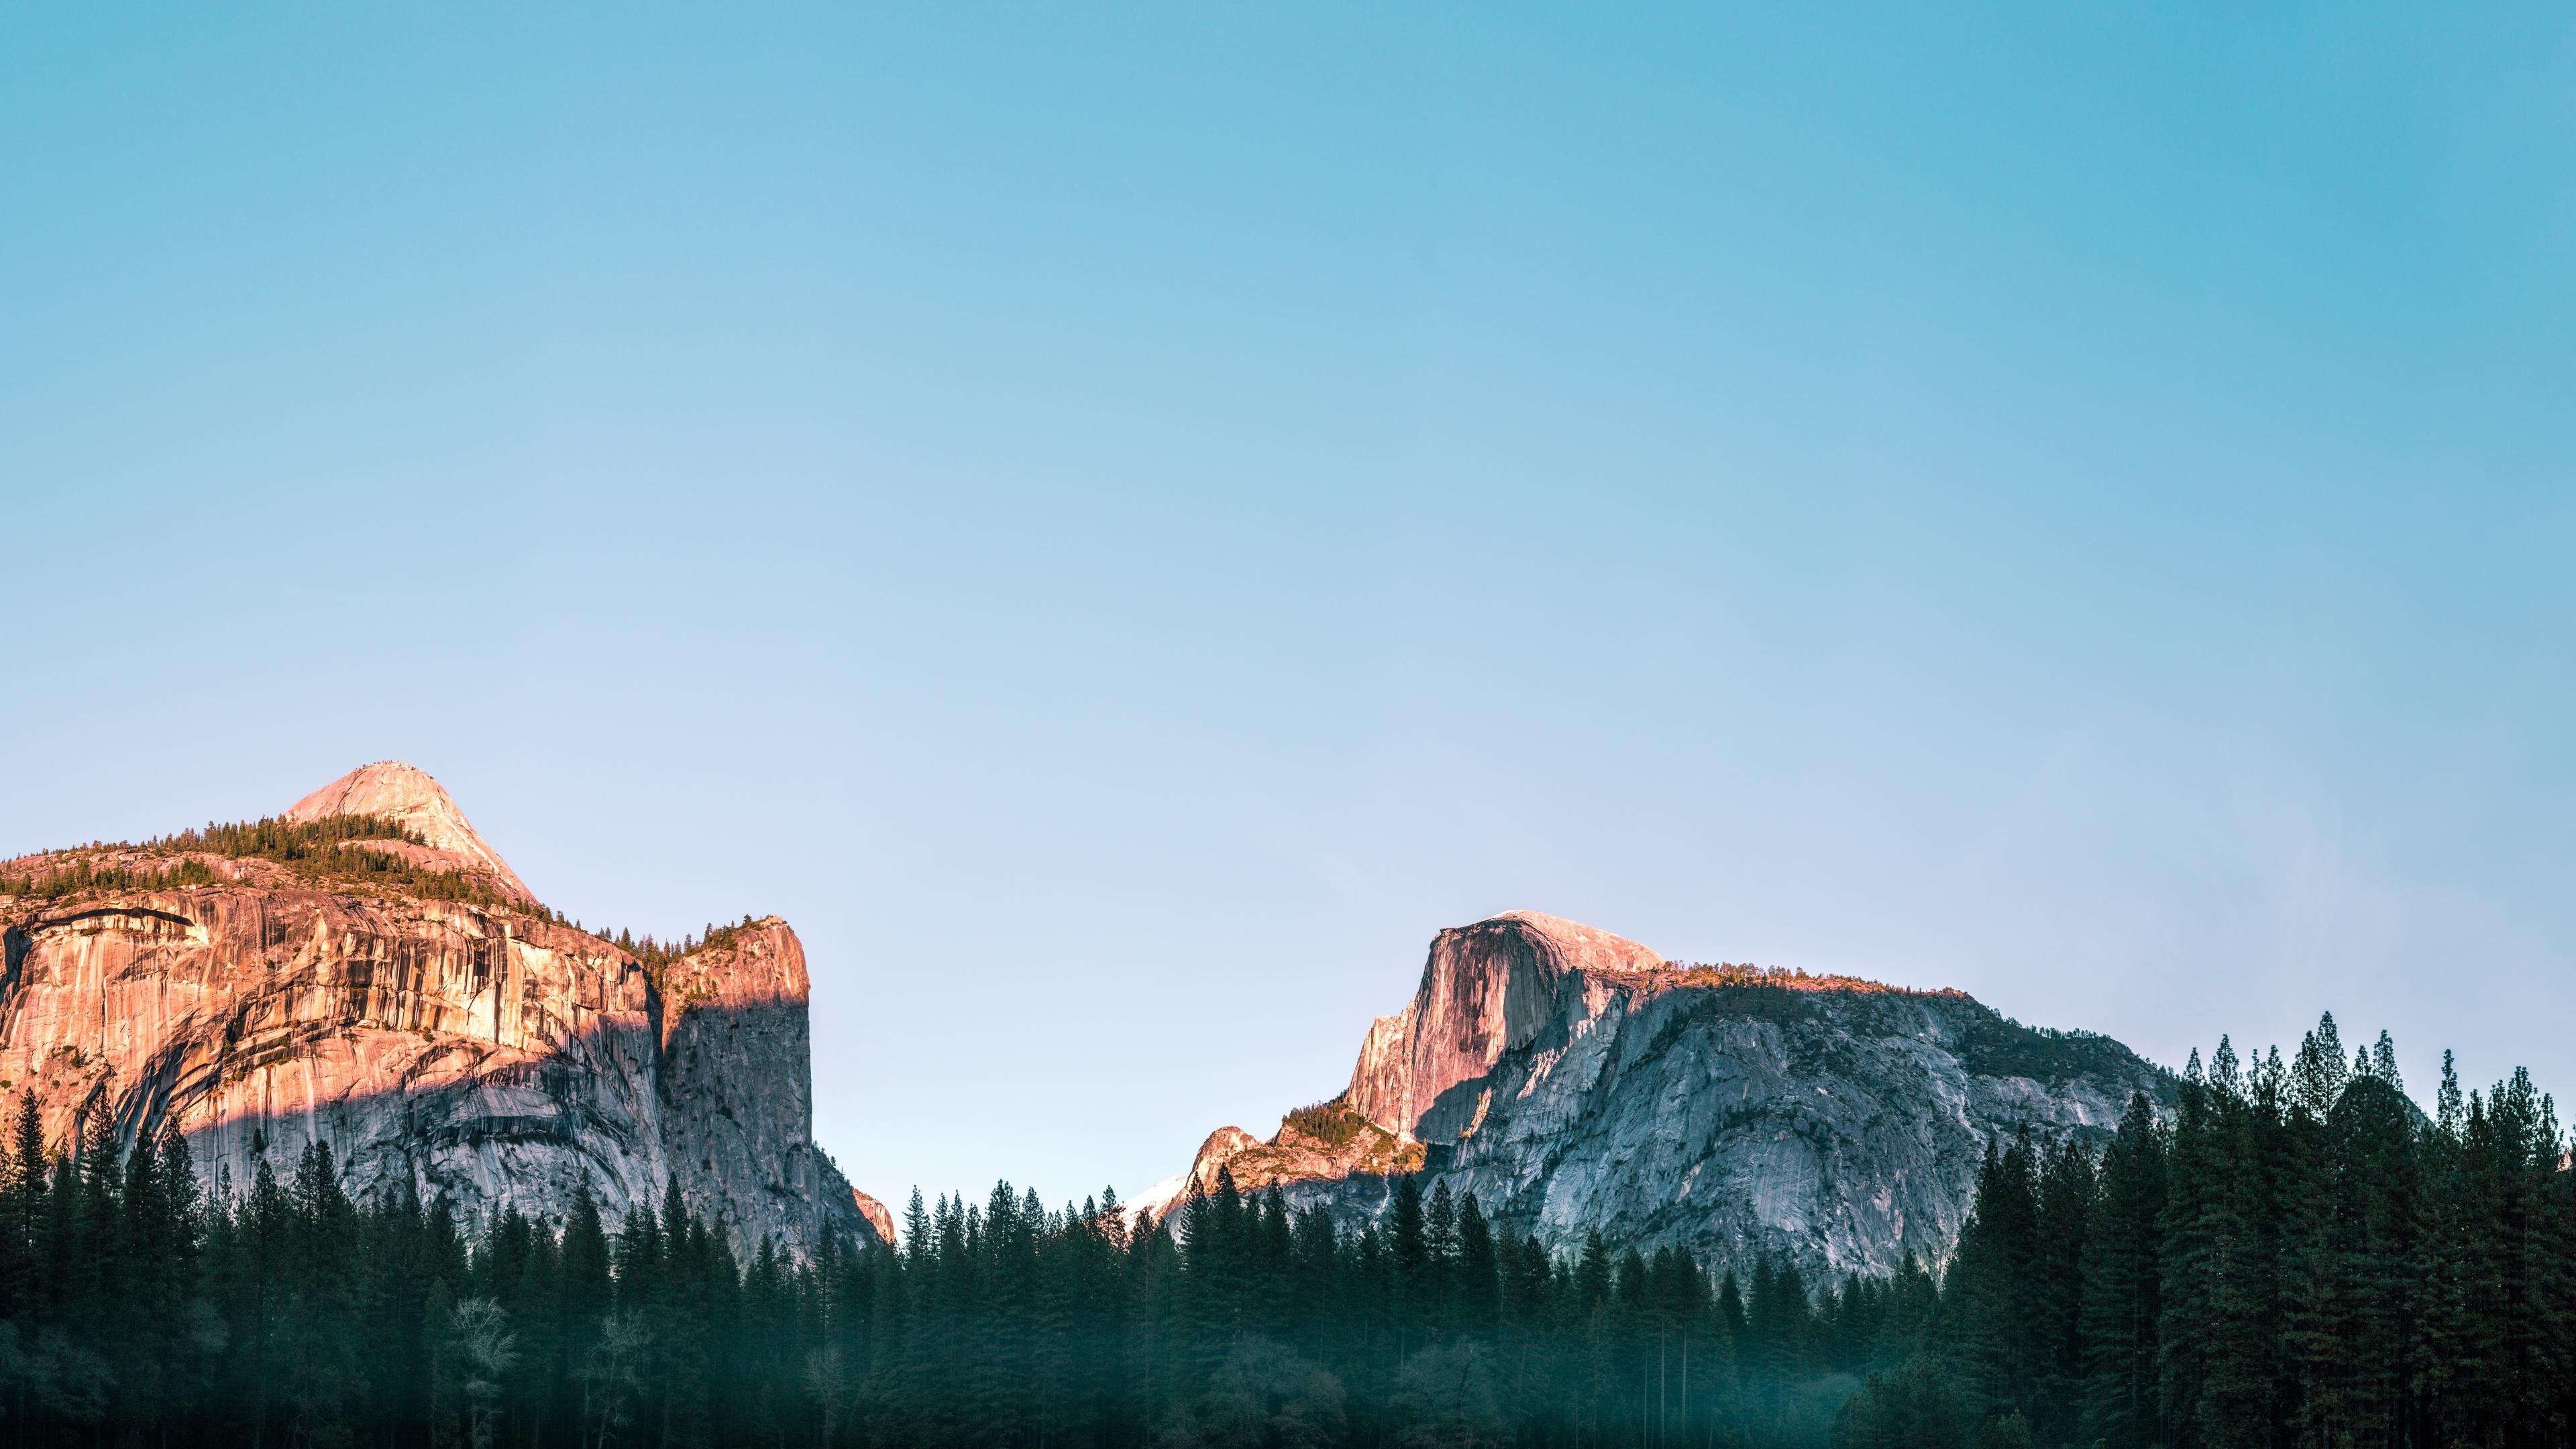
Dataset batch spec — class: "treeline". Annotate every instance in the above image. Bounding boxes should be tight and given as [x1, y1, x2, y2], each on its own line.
[1842, 1014, 2576, 1449]
[0, 1091, 1909, 1449]
[1, 814, 760, 981]
[0, 1087, 805, 1449]
[839, 1173, 1915, 1449]
[0, 854, 223, 900]
[0, 813, 515, 908]
[615, 916, 758, 975]
[0, 1015, 2568, 1449]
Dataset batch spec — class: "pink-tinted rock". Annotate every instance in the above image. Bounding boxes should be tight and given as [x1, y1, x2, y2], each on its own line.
[850, 1188, 896, 1244]
[1158, 909, 2174, 1279]
[286, 761, 537, 905]
[1347, 910, 1662, 1142]
[0, 763, 876, 1258]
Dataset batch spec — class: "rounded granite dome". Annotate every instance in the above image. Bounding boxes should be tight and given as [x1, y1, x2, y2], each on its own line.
[285, 760, 535, 903]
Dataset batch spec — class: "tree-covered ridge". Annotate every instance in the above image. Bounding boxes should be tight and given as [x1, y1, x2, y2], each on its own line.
[1232, 1097, 1426, 1181]
[0, 812, 519, 910]
[167, 812, 433, 858]
[0, 853, 223, 900]
[1662, 961, 1969, 998]
[0, 814, 759, 986]
[598, 916, 766, 1002]
[1647, 969, 2168, 1096]
[1280, 1099, 1377, 1148]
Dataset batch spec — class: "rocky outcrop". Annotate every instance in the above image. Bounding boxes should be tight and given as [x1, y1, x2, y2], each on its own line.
[851, 1188, 896, 1244]
[0, 763, 876, 1258]
[1138, 1110, 1420, 1224]
[1163, 911, 2171, 1279]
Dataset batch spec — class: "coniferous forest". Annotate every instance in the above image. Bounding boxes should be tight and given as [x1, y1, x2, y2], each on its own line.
[0, 1015, 2566, 1449]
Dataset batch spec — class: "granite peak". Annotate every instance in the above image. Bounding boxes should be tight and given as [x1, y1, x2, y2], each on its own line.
[286, 760, 535, 904]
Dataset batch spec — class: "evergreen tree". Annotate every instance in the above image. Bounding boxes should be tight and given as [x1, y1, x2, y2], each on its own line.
[2078, 1093, 2164, 1449]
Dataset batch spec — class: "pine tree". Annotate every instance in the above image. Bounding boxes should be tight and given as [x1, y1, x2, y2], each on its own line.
[284, 1138, 365, 1442]
[1946, 1133, 2041, 1420]
[0, 1091, 35, 1323]
[1455, 1192, 1499, 1340]
[2030, 1136, 2095, 1440]
[1425, 1179, 1462, 1336]
[1390, 1173, 1429, 1346]
[2078, 1093, 2164, 1449]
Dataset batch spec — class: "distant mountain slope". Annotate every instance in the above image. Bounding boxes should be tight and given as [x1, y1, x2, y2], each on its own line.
[1151, 911, 2171, 1277]
[0, 763, 876, 1257]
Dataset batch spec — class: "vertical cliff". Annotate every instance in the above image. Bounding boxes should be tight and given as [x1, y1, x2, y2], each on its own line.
[0, 763, 875, 1258]
[1156, 910, 2172, 1278]
[1346, 909, 1663, 1142]
[652, 916, 859, 1254]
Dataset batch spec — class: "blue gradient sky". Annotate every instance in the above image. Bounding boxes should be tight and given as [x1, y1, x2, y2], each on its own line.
[4, 5, 2571, 1212]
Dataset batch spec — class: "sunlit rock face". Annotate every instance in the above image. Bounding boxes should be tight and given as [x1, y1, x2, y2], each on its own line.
[1346, 910, 1663, 1144]
[0, 765, 875, 1258]
[849, 1188, 896, 1243]
[286, 761, 537, 905]
[1167, 911, 2171, 1279]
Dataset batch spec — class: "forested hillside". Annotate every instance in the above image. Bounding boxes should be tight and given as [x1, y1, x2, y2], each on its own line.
[0, 1014, 2564, 1449]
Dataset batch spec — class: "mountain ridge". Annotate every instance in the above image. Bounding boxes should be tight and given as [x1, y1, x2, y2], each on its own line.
[1148, 909, 2171, 1277]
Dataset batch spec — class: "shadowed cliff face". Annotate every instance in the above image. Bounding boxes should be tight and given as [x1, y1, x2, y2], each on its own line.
[650, 920, 862, 1256]
[0, 766, 873, 1258]
[1161, 911, 2173, 1279]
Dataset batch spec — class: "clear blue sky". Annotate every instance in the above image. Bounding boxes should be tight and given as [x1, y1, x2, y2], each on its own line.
[4, 5, 2571, 1213]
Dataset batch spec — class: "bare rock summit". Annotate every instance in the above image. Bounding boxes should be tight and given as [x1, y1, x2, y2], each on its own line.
[286, 761, 536, 904]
